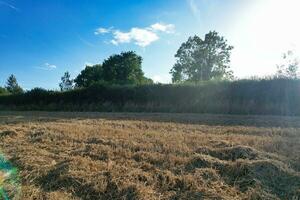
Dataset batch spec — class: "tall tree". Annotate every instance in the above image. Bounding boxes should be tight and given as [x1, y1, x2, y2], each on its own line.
[74, 52, 152, 87]
[5, 74, 23, 94]
[74, 64, 103, 88]
[170, 31, 234, 83]
[276, 50, 299, 79]
[59, 71, 74, 91]
[102, 51, 146, 84]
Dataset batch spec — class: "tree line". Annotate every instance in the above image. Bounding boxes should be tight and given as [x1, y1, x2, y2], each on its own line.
[1, 31, 299, 95]
[1, 79, 300, 115]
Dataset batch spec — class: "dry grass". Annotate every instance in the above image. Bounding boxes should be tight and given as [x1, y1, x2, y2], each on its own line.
[0, 112, 300, 200]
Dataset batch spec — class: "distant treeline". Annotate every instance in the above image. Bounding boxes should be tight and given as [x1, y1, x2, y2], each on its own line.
[1, 31, 299, 116]
[0, 79, 299, 116]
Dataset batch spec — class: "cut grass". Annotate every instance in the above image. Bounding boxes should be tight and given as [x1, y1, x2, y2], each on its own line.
[0, 112, 299, 199]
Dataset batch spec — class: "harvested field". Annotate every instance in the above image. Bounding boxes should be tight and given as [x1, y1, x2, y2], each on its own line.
[0, 112, 300, 199]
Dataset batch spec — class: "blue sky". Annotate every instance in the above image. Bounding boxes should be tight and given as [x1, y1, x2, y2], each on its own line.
[1, 0, 300, 89]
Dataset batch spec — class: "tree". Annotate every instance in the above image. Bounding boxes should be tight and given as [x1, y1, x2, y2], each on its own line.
[102, 51, 147, 84]
[59, 71, 74, 91]
[140, 77, 154, 85]
[276, 50, 299, 79]
[170, 31, 234, 83]
[0, 87, 9, 95]
[5, 74, 23, 94]
[74, 52, 152, 87]
[74, 64, 103, 88]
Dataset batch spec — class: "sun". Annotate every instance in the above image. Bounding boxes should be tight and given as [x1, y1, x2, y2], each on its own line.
[229, 0, 300, 77]
[250, 0, 300, 51]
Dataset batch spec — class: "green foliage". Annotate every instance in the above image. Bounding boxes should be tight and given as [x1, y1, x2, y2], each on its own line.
[74, 64, 103, 88]
[140, 77, 154, 85]
[74, 51, 153, 87]
[276, 50, 299, 79]
[59, 71, 74, 91]
[5, 74, 23, 94]
[0, 79, 300, 116]
[0, 87, 9, 95]
[102, 51, 147, 84]
[170, 31, 234, 83]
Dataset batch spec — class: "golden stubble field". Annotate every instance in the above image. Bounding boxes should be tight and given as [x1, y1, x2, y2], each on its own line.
[0, 112, 300, 200]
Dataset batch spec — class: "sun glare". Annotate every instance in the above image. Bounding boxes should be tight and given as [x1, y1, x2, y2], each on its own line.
[254, 0, 300, 49]
[230, 0, 300, 77]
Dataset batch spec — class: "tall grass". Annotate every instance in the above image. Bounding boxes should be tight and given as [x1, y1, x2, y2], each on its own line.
[0, 79, 299, 115]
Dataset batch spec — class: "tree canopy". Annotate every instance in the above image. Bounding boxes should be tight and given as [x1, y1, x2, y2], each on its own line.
[59, 71, 74, 91]
[170, 31, 234, 83]
[0, 87, 9, 95]
[276, 50, 299, 79]
[74, 51, 153, 87]
[74, 64, 103, 88]
[5, 74, 23, 94]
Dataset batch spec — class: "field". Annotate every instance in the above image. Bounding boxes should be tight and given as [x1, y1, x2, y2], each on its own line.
[0, 112, 300, 200]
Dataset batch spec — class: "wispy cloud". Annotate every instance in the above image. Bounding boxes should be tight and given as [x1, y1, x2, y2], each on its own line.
[78, 36, 96, 47]
[95, 23, 175, 47]
[94, 27, 114, 35]
[45, 63, 56, 69]
[187, 0, 200, 16]
[0, 0, 19, 11]
[36, 63, 57, 70]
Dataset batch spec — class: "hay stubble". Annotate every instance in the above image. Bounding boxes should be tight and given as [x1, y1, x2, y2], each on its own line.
[0, 112, 299, 199]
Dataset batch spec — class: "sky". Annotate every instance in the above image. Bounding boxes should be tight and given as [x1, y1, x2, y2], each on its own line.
[0, 0, 300, 89]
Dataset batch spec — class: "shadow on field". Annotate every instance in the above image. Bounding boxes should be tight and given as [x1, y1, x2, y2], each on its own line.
[37, 161, 139, 200]
[1, 111, 300, 128]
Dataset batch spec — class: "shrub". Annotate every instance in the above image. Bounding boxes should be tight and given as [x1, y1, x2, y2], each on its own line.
[0, 79, 299, 115]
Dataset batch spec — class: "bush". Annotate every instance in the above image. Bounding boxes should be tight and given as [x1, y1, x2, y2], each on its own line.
[0, 79, 299, 115]
[0, 87, 9, 96]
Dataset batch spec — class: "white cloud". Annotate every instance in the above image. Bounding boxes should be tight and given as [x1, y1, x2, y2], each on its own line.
[96, 23, 175, 47]
[112, 28, 159, 47]
[35, 63, 57, 71]
[130, 28, 159, 47]
[112, 30, 132, 44]
[45, 63, 56, 69]
[150, 23, 175, 33]
[111, 40, 118, 45]
[94, 27, 113, 35]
